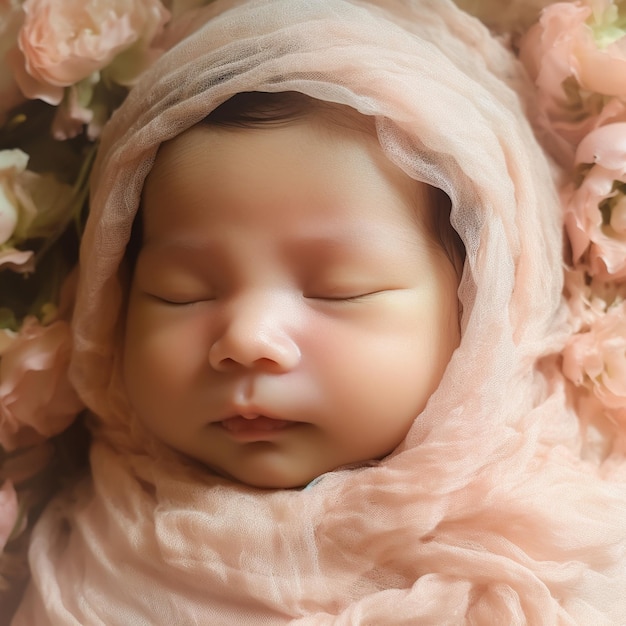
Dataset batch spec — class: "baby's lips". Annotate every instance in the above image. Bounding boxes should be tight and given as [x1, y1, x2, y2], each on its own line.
[220, 415, 293, 432]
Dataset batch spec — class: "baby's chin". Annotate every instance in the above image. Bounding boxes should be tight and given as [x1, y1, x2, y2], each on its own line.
[199, 468, 309, 490]
[209, 460, 325, 490]
[201, 452, 384, 491]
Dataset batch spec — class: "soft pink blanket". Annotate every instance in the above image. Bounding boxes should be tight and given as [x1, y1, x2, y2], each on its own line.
[13, 0, 626, 623]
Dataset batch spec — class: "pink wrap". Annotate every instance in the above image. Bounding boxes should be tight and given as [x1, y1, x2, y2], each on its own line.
[12, 0, 626, 623]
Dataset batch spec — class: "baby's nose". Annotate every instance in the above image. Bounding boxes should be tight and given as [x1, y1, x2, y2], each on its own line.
[208, 293, 301, 372]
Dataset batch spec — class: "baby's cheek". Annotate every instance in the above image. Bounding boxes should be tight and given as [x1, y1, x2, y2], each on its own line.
[123, 305, 195, 402]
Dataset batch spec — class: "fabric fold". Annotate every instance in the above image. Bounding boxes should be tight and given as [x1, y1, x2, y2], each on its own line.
[12, 1, 626, 623]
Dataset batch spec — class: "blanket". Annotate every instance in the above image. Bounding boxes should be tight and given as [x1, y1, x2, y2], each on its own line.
[12, 0, 626, 623]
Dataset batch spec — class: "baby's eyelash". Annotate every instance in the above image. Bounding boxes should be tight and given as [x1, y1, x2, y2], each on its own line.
[307, 291, 381, 302]
[149, 294, 211, 306]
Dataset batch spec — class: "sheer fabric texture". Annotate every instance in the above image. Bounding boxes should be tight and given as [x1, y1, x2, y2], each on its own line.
[12, 0, 626, 623]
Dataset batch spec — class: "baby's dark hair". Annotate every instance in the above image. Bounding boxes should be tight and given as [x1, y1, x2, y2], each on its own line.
[205, 90, 375, 133]
[128, 91, 465, 276]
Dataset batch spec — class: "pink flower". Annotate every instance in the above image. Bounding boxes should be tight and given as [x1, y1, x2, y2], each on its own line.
[518, 0, 626, 166]
[564, 122, 626, 279]
[0, 480, 19, 550]
[0, 440, 55, 487]
[0, 247, 33, 272]
[563, 269, 612, 330]
[10, 0, 170, 106]
[50, 76, 99, 140]
[0, 0, 25, 125]
[50, 69, 126, 140]
[0, 149, 33, 246]
[160, 0, 208, 18]
[454, 0, 560, 34]
[0, 317, 84, 452]
[575, 0, 626, 96]
[0, 148, 36, 272]
[0, 148, 75, 267]
[562, 299, 626, 411]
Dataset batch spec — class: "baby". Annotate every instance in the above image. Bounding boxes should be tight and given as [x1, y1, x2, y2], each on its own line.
[12, 1, 626, 623]
[123, 91, 463, 489]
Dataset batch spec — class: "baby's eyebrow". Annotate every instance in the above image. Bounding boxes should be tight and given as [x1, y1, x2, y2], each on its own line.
[140, 228, 372, 253]
[285, 228, 421, 257]
[139, 238, 217, 255]
[137, 224, 420, 263]
[135, 239, 223, 271]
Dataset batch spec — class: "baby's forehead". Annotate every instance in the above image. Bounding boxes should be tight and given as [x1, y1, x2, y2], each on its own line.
[148, 116, 434, 216]
[136, 92, 451, 262]
[152, 92, 428, 206]
[139, 115, 438, 248]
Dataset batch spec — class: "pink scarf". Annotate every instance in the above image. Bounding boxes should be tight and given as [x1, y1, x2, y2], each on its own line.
[13, 0, 626, 623]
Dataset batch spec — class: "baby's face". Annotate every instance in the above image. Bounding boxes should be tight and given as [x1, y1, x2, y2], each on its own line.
[123, 117, 460, 488]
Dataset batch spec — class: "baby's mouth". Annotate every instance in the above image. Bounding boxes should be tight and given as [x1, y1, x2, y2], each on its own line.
[220, 415, 293, 432]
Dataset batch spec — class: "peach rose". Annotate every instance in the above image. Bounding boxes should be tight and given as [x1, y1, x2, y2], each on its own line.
[564, 123, 626, 280]
[0, 247, 33, 273]
[50, 70, 128, 140]
[518, 1, 626, 166]
[0, 317, 84, 452]
[0, 440, 55, 487]
[50, 76, 99, 140]
[160, 0, 211, 19]
[10, 0, 170, 105]
[0, 148, 74, 268]
[562, 269, 621, 330]
[0, 329, 15, 356]
[0, 480, 18, 550]
[0, 149, 35, 272]
[454, 0, 557, 34]
[574, 0, 626, 97]
[521, 0, 626, 102]
[0, 0, 25, 124]
[0, 149, 33, 246]
[562, 299, 626, 412]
